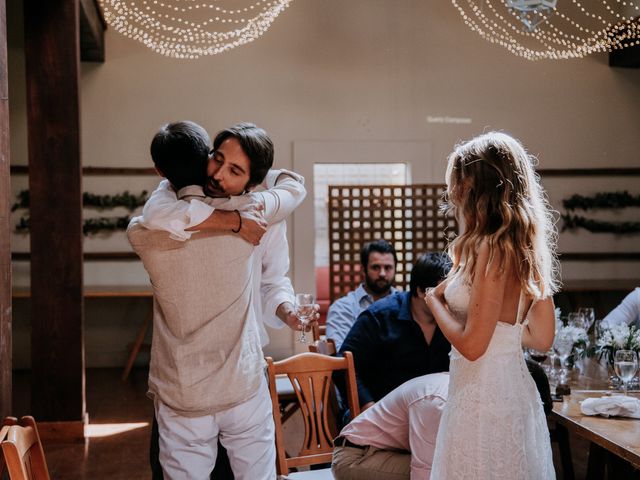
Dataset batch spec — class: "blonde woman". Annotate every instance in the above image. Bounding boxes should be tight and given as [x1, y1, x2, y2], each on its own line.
[426, 132, 559, 479]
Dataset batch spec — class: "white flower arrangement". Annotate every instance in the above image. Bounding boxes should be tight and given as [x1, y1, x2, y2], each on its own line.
[595, 324, 640, 365]
[555, 324, 588, 350]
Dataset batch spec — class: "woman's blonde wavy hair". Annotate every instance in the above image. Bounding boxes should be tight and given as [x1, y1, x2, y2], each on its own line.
[444, 132, 560, 300]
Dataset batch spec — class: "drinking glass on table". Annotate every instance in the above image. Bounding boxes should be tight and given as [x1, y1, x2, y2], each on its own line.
[577, 307, 595, 332]
[527, 348, 548, 365]
[554, 337, 574, 384]
[295, 293, 315, 343]
[567, 312, 586, 330]
[614, 350, 639, 396]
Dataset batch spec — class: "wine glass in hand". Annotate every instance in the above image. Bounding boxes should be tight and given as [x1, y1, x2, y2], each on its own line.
[295, 293, 315, 343]
[614, 350, 639, 396]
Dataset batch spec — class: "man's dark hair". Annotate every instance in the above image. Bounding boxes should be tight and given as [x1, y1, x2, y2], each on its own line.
[360, 239, 397, 270]
[150, 121, 210, 190]
[409, 252, 452, 296]
[212, 122, 274, 188]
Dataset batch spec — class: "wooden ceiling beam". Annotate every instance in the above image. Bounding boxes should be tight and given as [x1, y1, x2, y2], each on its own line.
[79, 0, 105, 62]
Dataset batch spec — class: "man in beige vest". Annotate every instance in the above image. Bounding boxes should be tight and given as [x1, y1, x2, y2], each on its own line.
[129, 122, 287, 479]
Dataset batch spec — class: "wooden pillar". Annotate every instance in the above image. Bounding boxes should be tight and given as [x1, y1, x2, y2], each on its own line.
[24, 0, 85, 427]
[0, 0, 12, 420]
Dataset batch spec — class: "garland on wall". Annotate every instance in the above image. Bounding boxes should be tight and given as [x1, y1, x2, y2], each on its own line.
[561, 190, 640, 234]
[12, 190, 148, 236]
[562, 191, 640, 211]
[11, 190, 148, 212]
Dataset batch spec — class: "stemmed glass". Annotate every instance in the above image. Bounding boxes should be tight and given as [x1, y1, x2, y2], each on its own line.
[577, 307, 596, 332]
[614, 350, 639, 396]
[295, 293, 315, 344]
[554, 336, 574, 384]
[567, 312, 586, 330]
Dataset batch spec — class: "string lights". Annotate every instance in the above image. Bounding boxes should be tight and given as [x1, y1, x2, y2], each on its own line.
[99, 0, 294, 59]
[452, 0, 640, 60]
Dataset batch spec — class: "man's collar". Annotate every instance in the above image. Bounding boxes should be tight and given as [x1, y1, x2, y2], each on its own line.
[355, 283, 398, 302]
[176, 185, 206, 200]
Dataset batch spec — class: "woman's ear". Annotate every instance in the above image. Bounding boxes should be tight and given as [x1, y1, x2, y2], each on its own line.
[154, 166, 165, 178]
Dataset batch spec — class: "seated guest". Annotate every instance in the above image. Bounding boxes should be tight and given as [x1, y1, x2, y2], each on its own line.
[337, 252, 452, 411]
[332, 361, 552, 480]
[601, 287, 640, 329]
[327, 239, 398, 350]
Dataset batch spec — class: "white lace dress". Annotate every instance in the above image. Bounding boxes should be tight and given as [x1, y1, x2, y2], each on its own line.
[430, 275, 555, 480]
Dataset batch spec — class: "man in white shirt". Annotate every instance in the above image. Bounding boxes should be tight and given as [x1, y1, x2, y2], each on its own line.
[331, 373, 449, 480]
[602, 287, 640, 329]
[130, 121, 313, 479]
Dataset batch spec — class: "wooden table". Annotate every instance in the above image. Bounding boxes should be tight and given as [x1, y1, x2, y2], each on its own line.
[13, 286, 153, 381]
[550, 358, 640, 477]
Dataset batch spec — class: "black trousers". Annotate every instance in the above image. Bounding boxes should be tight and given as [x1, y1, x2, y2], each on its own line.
[150, 415, 234, 480]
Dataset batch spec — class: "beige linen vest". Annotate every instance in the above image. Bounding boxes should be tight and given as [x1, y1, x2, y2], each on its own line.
[127, 219, 263, 416]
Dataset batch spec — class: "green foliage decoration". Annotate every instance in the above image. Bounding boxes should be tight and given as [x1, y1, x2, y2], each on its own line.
[12, 189, 147, 235]
[561, 190, 640, 234]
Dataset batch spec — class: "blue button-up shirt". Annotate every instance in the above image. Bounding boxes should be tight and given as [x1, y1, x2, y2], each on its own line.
[326, 284, 397, 350]
[338, 291, 451, 407]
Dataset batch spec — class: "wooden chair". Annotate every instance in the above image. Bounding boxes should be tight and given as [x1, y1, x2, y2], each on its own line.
[311, 324, 327, 343]
[1, 416, 50, 480]
[308, 338, 336, 356]
[266, 352, 360, 478]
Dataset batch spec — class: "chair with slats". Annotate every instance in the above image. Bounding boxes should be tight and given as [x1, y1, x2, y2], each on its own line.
[1, 416, 50, 480]
[266, 352, 360, 479]
[311, 324, 327, 343]
[308, 338, 336, 356]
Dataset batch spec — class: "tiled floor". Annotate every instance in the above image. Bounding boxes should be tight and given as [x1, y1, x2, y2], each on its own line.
[10, 367, 599, 480]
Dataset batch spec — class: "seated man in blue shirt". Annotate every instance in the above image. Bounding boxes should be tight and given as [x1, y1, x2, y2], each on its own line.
[327, 239, 398, 350]
[337, 252, 452, 411]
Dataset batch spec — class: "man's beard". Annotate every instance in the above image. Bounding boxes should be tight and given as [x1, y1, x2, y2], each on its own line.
[203, 177, 227, 198]
[365, 276, 393, 295]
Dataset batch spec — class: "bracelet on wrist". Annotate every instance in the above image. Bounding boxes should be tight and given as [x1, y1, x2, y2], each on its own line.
[231, 209, 242, 233]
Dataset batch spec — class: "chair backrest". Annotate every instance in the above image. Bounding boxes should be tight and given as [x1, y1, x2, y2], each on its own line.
[266, 352, 360, 475]
[308, 337, 336, 356]
[1, 417, 18, 478]
[311, 324, 327, 343]
[1, 416, 50, 480]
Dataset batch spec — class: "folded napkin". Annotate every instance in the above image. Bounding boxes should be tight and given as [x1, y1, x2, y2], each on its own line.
[580, 395, 640, 419]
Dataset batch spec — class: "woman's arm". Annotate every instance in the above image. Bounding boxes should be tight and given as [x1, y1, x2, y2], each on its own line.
[425, 242, 506, 361]
[521, 296, 555, 351]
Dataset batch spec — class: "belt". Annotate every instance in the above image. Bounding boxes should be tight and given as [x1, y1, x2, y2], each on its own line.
[334, 436, 365, 449]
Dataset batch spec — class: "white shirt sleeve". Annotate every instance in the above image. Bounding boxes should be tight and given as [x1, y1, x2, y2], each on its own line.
[140, 180, 214, 241]
[602, 288, 640, 328]
[259, 221, 295, 329]
[221, 169, 306, 225]
[407, 396, 445, 480]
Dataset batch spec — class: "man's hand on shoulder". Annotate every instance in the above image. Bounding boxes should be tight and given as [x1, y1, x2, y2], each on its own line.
[238, 204, 267, 245]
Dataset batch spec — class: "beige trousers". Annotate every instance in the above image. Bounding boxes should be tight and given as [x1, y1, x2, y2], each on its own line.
[332, 445, 411, 480]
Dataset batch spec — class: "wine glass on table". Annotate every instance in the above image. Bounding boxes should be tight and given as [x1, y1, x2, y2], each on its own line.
[554, 336, 574, 385]
[527, 348, 548, 365]
[614, 350, 639, 396]
[295, 293, 315, 344]
[567, 312, 586, 330]
[577, 307, 596, 333]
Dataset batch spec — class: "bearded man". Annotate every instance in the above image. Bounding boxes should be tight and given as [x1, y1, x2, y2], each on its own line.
[326, 240, 398, 350]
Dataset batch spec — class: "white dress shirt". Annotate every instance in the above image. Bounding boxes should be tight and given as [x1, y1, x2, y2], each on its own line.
[340, 373, 449, 479]
[139, 169, 305, 346]
[602, 287, 640, 329]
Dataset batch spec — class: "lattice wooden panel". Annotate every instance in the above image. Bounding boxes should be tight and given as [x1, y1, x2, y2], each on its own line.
[328, 184, 457, 302]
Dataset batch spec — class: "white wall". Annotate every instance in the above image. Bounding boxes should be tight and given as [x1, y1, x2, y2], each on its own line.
[8, 0, 640, 365]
